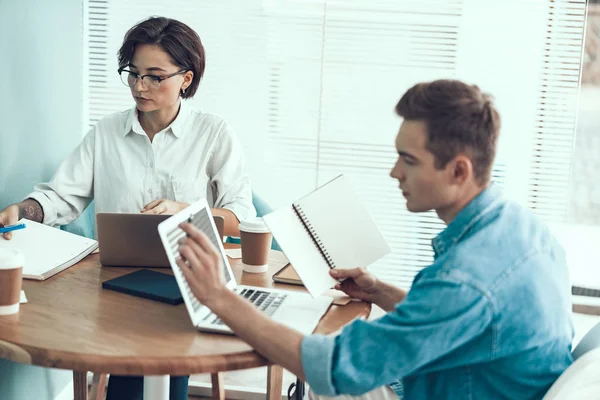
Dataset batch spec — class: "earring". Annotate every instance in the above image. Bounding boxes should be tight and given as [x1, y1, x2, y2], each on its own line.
[181, 88, 186, 96]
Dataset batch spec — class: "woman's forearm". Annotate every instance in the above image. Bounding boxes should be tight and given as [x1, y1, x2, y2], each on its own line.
[211, 208, 240, 237]
[18, 199, 44, 223]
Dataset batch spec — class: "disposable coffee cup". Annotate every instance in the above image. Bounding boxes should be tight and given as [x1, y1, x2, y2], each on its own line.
[0, 249, 25, 316]
[239, 218, 272, 273]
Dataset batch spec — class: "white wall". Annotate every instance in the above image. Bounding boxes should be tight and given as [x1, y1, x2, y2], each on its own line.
[0, 0, 83, 398]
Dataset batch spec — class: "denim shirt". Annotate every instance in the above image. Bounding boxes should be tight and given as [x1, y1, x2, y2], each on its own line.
[302, 184, 574, 399]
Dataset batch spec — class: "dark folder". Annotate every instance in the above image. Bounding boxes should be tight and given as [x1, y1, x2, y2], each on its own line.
[102, 269, 184, 305]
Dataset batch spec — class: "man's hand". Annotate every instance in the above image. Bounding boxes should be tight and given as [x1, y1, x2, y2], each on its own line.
[331, 267, 380, 303]
[141, 199, 189, 215]
[177, 222, 228, 305]
[0, 204, 20, 240]
[178, 222, 306, 381]
[332, 267, 407, 311]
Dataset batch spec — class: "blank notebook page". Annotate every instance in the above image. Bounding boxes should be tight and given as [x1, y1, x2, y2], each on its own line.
[0, 219, 98, 279]
[263, 206, 336, 297]
[294, 175, 390, 270]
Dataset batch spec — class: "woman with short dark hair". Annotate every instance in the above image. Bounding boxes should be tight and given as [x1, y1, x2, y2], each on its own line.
[0, 16, 254, 238]
[0, 16, 256, 400]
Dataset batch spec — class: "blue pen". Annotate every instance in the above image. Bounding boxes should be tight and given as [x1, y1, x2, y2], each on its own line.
[0, 223, 26, 234]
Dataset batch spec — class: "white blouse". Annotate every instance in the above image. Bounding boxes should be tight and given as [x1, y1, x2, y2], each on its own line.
[28, 100, 255, 226]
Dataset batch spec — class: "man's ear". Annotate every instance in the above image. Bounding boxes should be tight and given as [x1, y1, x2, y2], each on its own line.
[450, 154, 473, 184]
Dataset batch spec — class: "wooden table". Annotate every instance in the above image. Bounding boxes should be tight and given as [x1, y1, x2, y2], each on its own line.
[0, 248, 371, 399]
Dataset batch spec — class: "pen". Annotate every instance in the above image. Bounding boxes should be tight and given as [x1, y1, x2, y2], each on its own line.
[0, 223, 26, 234]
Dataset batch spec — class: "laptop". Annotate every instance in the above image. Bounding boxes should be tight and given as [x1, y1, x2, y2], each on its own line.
[97, 212, 225, 268]
[157, 199, 333, 335]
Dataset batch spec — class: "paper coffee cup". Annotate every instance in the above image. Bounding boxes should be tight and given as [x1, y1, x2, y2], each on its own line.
[0, 249, 25, 315]
[239, 218, 272, 273]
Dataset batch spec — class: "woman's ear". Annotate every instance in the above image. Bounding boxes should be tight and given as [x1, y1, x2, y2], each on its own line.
[182, 70, 194, 91]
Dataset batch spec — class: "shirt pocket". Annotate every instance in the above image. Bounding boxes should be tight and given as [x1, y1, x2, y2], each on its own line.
[170, 175, 209, 204]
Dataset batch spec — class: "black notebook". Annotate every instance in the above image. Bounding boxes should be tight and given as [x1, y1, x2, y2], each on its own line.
[263, 175, 390, 297]
[102, 269, 184, 305]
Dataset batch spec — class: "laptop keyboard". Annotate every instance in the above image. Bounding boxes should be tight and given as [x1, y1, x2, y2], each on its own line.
[572, 285, 600, 298]
[204, 288, 288, 326]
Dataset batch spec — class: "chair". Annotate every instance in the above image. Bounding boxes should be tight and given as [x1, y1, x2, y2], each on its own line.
[226, 191, 282, 251]
[61, 201, 96, 239]
[62, 193, 281, 250]
[572, 322, 600, 361]
[543, 322, 600, 399]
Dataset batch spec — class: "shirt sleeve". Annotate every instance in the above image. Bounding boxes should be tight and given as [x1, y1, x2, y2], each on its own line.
[26, 127, 95, 226]
[208, 122, 256, 222]
[301, 276, 493, 396]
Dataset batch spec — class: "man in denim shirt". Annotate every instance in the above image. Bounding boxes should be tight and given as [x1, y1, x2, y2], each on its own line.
[176, 80, 574, 399]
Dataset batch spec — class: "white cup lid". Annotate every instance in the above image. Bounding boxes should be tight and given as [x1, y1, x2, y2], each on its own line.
[0, 249, 25, 270]
[239, 217, 270, 233]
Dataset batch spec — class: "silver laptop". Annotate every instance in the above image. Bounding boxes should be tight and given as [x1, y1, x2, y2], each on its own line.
[97, 212, 224, 268]
[157, 199, 333, 335]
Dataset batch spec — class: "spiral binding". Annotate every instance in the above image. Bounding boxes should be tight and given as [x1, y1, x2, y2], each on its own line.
[292, 204, 336, 269]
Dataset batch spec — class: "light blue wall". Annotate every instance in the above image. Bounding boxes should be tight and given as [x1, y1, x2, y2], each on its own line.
[0, 0, 83, 399]
[0, 0, 83, 207]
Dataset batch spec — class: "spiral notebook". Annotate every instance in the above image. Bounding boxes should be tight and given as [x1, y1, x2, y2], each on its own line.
[0, 219, 98, 280]
[263, 175, 390, 297]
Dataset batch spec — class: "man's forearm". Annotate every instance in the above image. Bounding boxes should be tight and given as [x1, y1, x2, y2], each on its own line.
[208, 289, 306, 380]
[372, 281, 407, 312]
[18, 199, 44, 223]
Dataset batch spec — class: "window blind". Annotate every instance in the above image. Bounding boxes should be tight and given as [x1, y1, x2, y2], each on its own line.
[527, 0, 587, 222]
[84, 0, 586, 288]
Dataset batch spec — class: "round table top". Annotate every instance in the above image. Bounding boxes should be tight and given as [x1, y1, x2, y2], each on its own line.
[0, 248, 371, 375]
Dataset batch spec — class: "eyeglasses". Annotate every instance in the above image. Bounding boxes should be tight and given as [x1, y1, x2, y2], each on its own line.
[118, 69, 188, 90]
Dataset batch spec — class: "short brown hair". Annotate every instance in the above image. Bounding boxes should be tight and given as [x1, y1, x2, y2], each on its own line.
[118, 17, 205, 99]
[395, 79, 501, 185]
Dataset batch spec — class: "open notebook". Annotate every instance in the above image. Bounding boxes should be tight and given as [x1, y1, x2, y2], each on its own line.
[263, 175, 390, 297]
[0, 219, 98, 280]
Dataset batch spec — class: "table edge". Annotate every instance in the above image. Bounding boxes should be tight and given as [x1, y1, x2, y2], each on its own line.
[0, 340, 272, 375]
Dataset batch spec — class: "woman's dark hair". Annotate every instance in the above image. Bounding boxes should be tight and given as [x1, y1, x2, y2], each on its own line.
[396, 79, 501, 185]
[118, 16, 205, 99]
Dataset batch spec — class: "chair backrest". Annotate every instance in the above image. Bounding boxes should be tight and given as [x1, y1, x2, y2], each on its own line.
[226, 191, 282, 251]
[572, 322, 600, 361]
[251, 191, 281, 250]
[61, 200, 96, 239]
[542, 347, 600, 400]
[542, 322, 600, 399]
[65, 195, 283, 250]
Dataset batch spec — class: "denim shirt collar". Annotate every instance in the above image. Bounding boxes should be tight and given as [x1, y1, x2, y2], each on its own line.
[432, 183, 504, 257]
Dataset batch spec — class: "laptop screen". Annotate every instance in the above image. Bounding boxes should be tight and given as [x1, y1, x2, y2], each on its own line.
[186, 206, 232, 284]
[158, 198, 238, 324]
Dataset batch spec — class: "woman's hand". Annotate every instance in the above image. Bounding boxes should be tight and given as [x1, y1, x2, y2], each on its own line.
[0, 204, 20, 240]
[141, 199, 189, 215]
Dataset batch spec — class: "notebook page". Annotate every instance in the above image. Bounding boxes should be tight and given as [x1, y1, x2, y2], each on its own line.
[0, 219, 98, 280]
[294, 175, 390, 270]
[263, 206, 337, 297]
